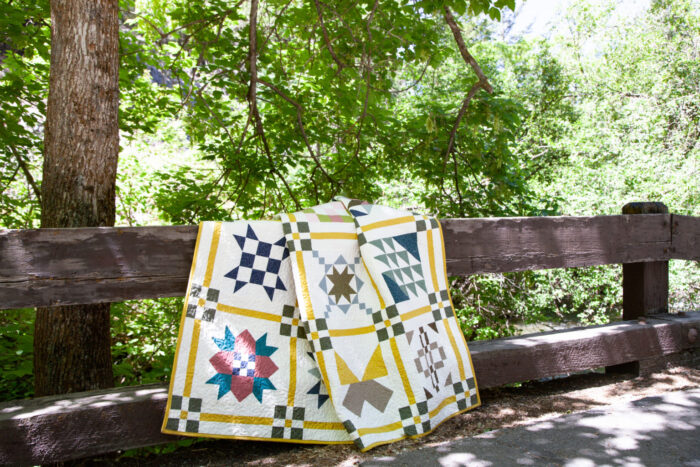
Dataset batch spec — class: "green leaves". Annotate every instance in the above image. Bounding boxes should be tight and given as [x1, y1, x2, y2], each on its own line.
[0, 0, 50, 229]
[107, 0, 528, 219]
[0, 309, 35, 400]
[111, 298, 184, 386]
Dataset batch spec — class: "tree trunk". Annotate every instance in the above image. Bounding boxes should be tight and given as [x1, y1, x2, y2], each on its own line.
[34, 0, 119, 396]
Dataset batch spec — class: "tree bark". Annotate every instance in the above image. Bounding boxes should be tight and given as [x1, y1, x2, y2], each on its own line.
[34, 0, 119, 396]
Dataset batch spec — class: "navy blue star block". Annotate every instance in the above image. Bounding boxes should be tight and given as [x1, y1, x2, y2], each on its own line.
[224, 225, 290, 301]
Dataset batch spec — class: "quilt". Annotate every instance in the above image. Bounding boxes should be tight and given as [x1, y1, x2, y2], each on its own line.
[162, 199, 479, 451]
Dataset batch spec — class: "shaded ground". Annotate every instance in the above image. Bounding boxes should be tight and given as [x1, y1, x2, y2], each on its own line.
[363, 388, 700, 466]
[84, 366, 700, 466]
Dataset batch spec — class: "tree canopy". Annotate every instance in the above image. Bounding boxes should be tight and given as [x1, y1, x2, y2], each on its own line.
[2, 0, 697, 227]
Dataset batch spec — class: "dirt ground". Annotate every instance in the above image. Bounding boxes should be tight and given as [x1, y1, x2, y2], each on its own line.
[86, 366, 700, 466]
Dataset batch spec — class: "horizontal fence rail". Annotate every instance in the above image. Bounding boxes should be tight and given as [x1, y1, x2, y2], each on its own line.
[1, 213, 696, 310]
[2, 312, 698, 465]
[672, 215, 700, 261]
[441, 214, 673, 275]
[1, 205, 698, 464]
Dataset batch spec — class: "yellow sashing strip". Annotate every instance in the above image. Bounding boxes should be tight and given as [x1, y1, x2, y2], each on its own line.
[294, 245, 334, 402]
[426, 226, 440, 291]
[314, 350, 332, 400]
[328, 325, 376, 337]
[216, 304, 282, 323]
[287, 337, 297, 406]
[361, 215, 415, 232]
[390, 337, 415, 404]
[310, 232, 357, 240]
[183, 319, 201, 397]
[429, 395, 457, 418]
[162, 222, 205, 432]
[295, 249, 315, 321]
[203, 222, 222, 287]
[303, 420, 346, 430]
[357, 420, 403, 436]
[200, 413, 274, 425]
[437, 219, 480, 402]
[443, 317, 465, 381]
[400, 305, 432, 322]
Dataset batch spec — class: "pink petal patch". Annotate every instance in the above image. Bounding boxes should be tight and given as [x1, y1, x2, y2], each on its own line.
[230, 375, 254, 402]
[210, 351, 235, 375]
[254, 355, 279, 379]
[234, 330, 256, 355]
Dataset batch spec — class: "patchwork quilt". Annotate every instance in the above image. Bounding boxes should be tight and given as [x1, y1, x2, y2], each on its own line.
[163, 199, 479, 451]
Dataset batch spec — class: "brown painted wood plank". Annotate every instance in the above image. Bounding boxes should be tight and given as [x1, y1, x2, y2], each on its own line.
[0, 384, 179, 465]
[654, 311, 700, 349]
[671, 214, 700, 261]
[441, 214, 672, 276]
[0, 225, 198, 309]
[620, 205, 670, 320]
[469, 314, 692, 388]
[0, 225, 198, 281]
[0, 215, 676, 309]
[2, 312, 698, 465]
[622, 261, 669, 318]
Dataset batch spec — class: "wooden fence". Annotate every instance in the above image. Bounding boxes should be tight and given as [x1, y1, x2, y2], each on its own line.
[0, 202, 698, 464]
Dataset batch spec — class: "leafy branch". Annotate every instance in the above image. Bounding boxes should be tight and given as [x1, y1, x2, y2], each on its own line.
[314, 0, 346, 74]
[257, 78, 336, 185]
[248, 0, 300, 210]
[8, 145, 41, 204]
[442, 6, 493, 168]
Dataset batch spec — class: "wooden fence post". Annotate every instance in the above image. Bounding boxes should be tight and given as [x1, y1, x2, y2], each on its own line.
[622, 202, 669, 320]
[607, 202, 670, 375]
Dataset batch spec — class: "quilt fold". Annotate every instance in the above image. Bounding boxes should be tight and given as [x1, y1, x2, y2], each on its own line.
[163, 200, 479, 450]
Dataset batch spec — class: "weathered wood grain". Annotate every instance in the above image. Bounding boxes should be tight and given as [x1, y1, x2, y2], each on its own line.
[2, 312, 698, 465]
[0, 214, 684, 309]
[620, 204, 669, 320]
[672, 214, 700, 261]
[0, 225, 197, 309]
[622, 261, 669, 318]
[441, 214, 672, 276]
[0, 225, 198, 281]
[470, 316, 688, 388]
[654, 312, 700, 350]
[0, 384, 180, 465]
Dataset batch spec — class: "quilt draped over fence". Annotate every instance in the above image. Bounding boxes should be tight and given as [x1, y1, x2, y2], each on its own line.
[162, 198, 480, 451]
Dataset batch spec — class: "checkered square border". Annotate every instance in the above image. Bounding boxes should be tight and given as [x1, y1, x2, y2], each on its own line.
[371, 304, 405, 342]
[282, 221, 312, 252]
[398, 400, 430, 436]
[279, 304, 306, 338]
[271, 405, 306, 440]
[186, 284, 219, 322]
[165, 396, 203, 432]
[452, 377, 478, 410]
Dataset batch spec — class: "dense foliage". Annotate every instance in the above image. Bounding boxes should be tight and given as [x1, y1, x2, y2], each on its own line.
[0, 0, 697, 400]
